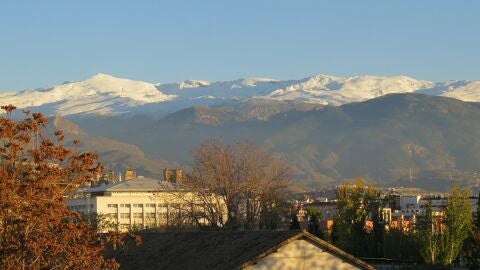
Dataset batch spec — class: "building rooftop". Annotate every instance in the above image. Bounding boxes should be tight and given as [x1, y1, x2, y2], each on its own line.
[110, 230, 374, 270]
[86, 177, 180, 193]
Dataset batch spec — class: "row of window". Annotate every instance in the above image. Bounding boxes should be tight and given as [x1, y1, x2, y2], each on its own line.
[120, 213, 131, 218]
[110, 212, 167, 219]
[107, 203, 181, 208]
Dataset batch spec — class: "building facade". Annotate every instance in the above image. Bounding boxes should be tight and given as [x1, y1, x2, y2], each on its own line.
[67, 176, 201, 231]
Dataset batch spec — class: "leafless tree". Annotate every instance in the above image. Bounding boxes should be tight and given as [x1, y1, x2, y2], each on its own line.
[181, 140, 290, 230]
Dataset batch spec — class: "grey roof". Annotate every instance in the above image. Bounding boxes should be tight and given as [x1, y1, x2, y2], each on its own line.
[87, 177, 180, 193]
[110, 231, 375, 270]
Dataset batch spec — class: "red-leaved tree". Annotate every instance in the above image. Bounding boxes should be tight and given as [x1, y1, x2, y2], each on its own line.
[0, 105, 136, 269]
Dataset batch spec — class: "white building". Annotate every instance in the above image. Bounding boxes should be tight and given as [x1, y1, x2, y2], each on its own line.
[399, 195, 421, 210]
[67, 176, 197, 231]
[391, 194, 478, 225]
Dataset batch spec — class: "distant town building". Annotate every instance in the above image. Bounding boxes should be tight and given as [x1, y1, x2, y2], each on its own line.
[295, 186, 479, 233]
[400, 195, 421, 210]
[380, 207, 392, 223]
[304, 201, 337, 221]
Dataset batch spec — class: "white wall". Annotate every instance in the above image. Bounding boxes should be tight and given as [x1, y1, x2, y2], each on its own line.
[399, 195, 421, 210]
[67, 192, 189, 231]
[67, 191, 225, 231]
[245, 239, 361, 270]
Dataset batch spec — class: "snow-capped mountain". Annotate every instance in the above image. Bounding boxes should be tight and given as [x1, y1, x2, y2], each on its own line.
[1, 73, 479, 117]
[0, 73, 175, 116]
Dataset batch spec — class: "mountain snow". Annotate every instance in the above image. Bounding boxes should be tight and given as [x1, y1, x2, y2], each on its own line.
[0, 73, 175, 116]
[264, 75, 435, 105]
[0, 73, 478, 117]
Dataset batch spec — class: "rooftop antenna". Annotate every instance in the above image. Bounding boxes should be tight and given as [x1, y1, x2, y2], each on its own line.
[408, 144, 413, 185]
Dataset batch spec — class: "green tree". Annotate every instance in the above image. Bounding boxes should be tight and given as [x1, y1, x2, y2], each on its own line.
[384, 228, 420, 261]
[370, 207, 385, 257]
[306, 207, 323, 238]
[333, 179, 381, 256]
[416, 201, 441, 264]
[440, 185, 473, 265]
[463, 191, 480, 269]
[289, 213, 300, 230]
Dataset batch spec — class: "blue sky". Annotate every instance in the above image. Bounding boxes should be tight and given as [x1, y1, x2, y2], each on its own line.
[1, 1, 479, 91]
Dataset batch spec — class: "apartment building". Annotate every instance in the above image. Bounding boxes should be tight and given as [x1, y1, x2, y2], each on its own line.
[67, 176, 199, 231]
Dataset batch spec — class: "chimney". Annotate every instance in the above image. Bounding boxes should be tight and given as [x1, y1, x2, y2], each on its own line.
[163, 168, 183, 184]
[125, 168, 136, 180]
[108, 170, 115, 183]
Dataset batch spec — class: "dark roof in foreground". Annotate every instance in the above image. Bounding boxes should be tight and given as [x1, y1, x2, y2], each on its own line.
[113, 230, 374, 270]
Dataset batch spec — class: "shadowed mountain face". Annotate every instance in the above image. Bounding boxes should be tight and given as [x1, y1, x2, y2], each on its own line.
[46, 116, 172, 178]
[71, 94, 480, 191]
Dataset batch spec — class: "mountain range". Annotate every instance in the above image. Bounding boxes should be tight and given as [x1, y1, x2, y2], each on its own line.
[1, 73, 480, 117]
[2, 73, 480, 191]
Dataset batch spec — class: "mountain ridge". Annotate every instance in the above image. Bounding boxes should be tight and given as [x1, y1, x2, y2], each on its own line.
[71, 93, 480, 191]
[1, 73, 479, 118]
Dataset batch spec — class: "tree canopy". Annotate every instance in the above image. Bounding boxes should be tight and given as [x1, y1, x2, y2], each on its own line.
[183, 140, 290, 230]
[0, 106, 135, 269]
